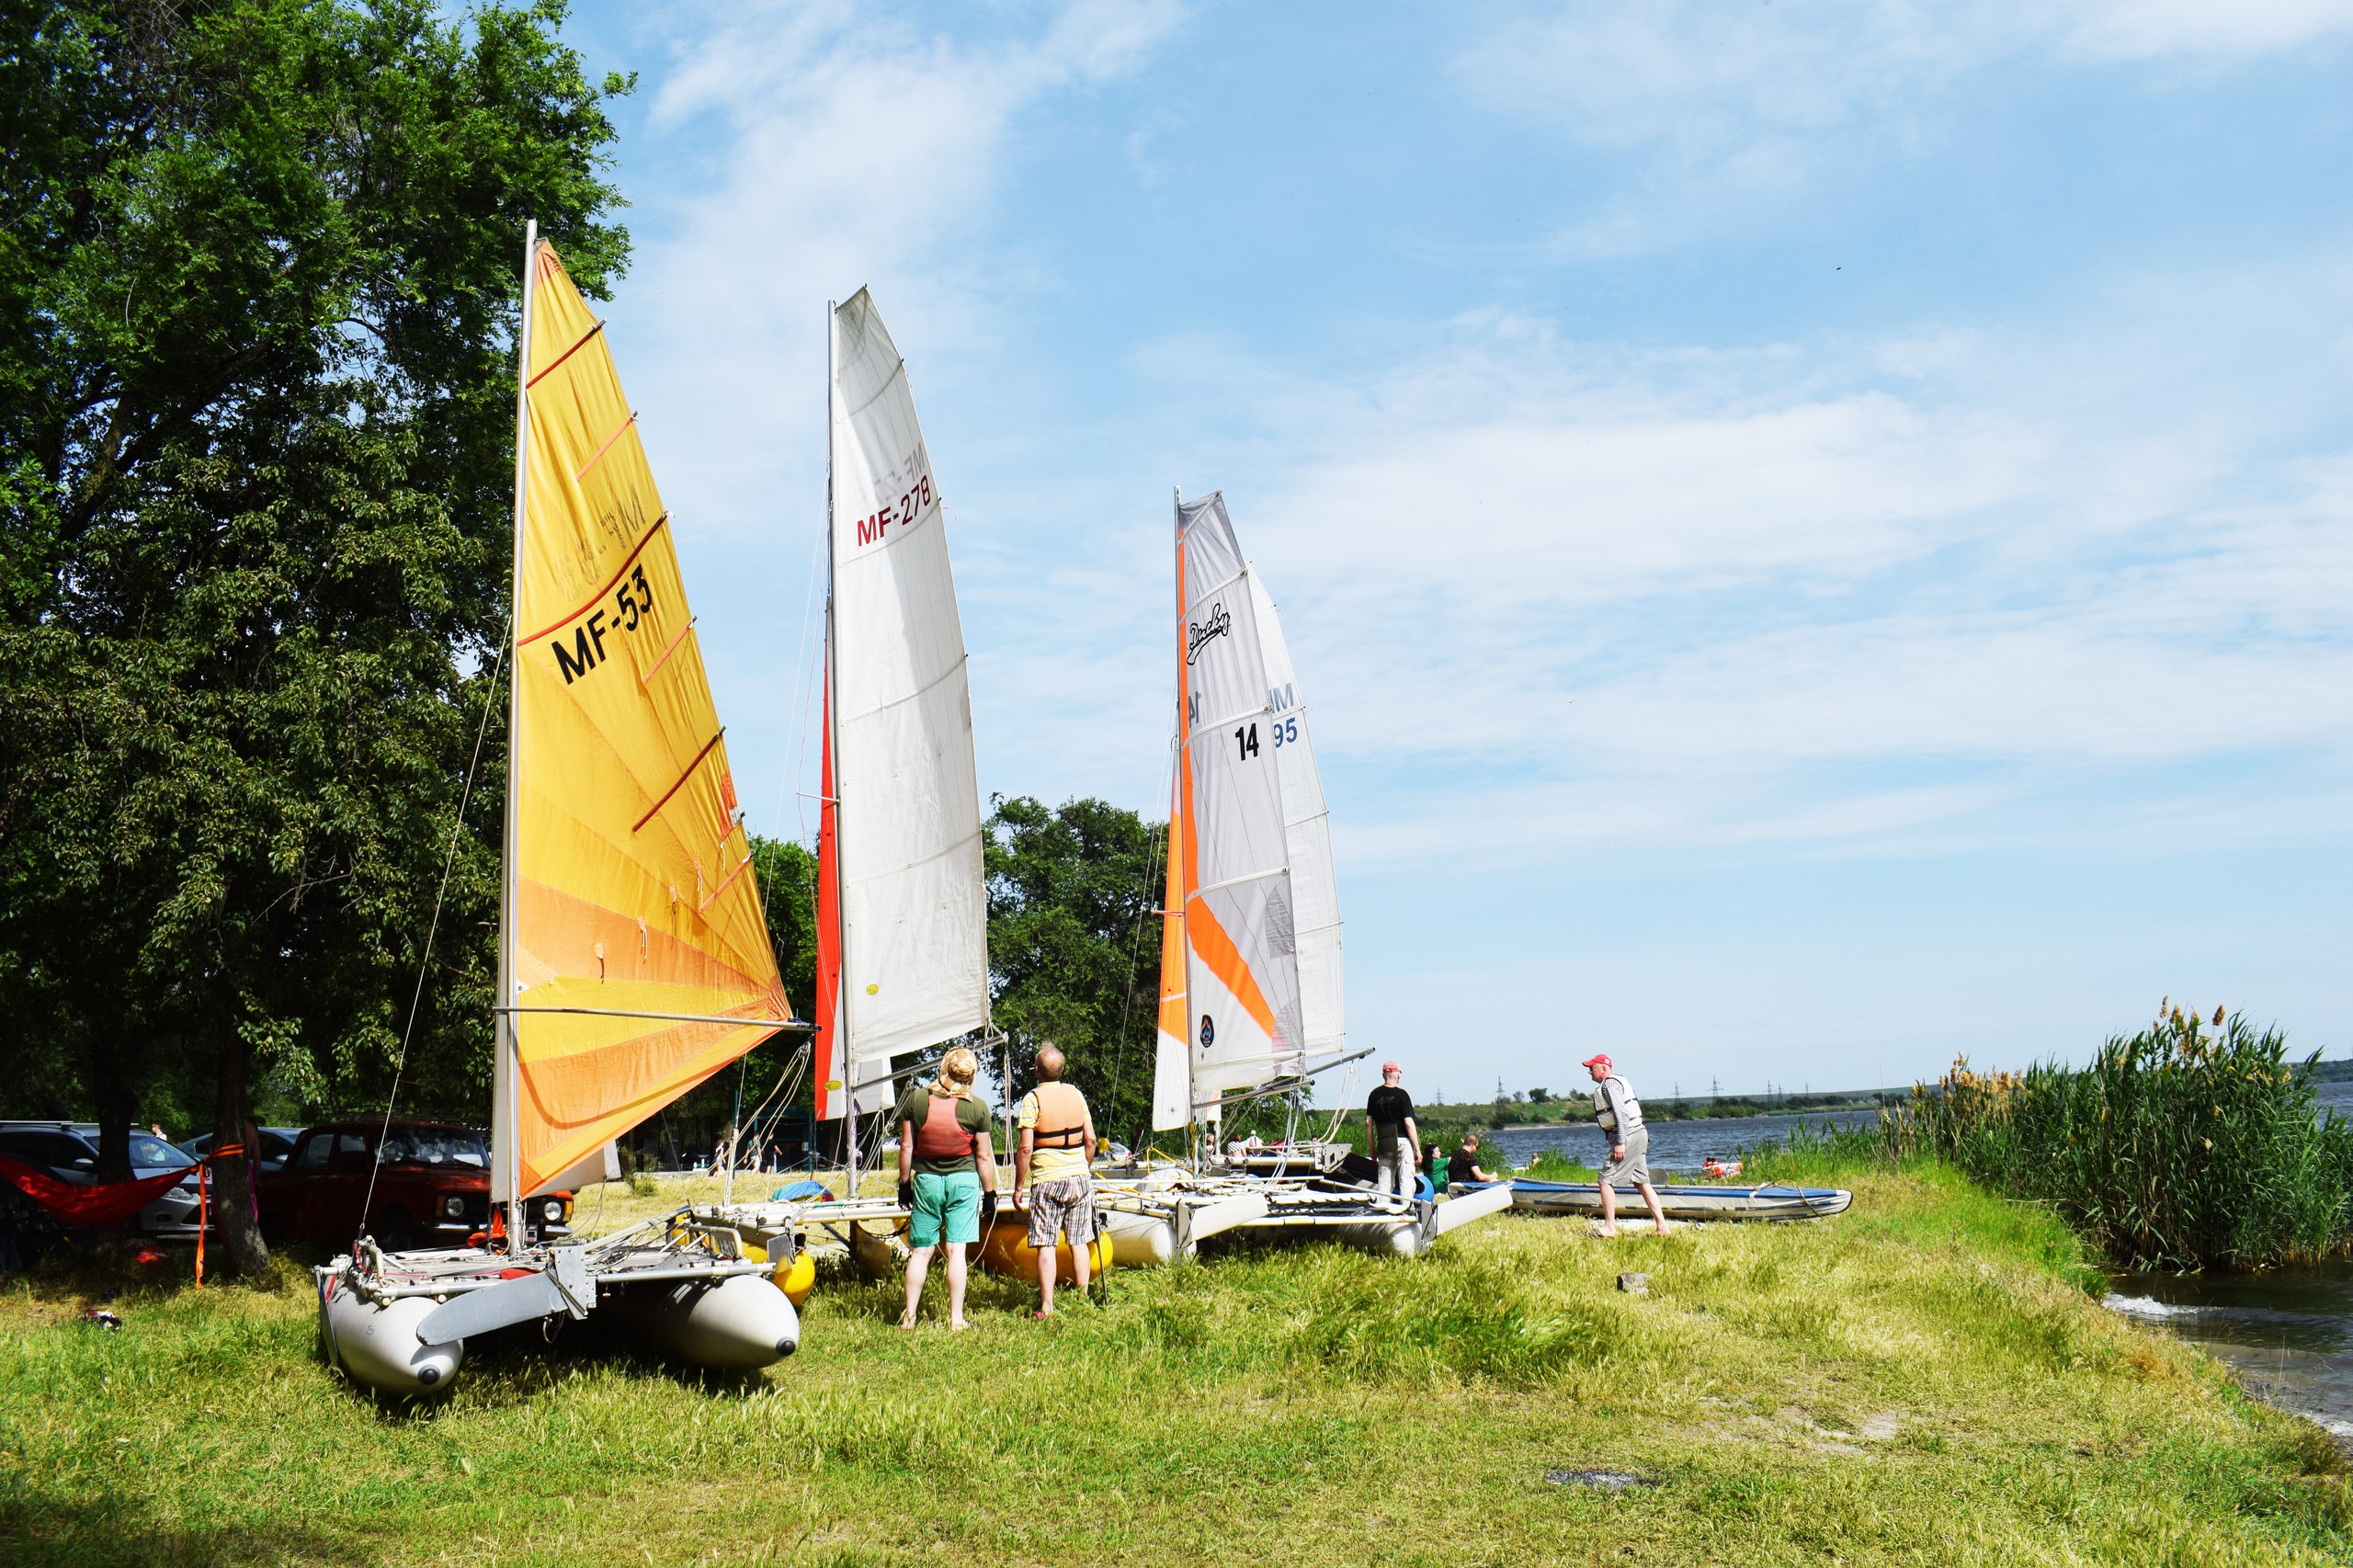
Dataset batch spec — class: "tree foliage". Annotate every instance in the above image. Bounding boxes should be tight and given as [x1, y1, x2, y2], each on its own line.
[0, 0, 628, 1267]
[983, 794, 1164, 1143]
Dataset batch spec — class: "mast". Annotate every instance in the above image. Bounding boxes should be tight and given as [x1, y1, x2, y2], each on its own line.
[826, 298, 857, 1195]
[1173, 485, 1195, 1148]
[497, 219, 539, 1255]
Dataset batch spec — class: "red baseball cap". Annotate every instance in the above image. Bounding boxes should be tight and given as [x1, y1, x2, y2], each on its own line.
[1581, 1053, 1611, 1072]
[1380, 1060, 1403, 1075]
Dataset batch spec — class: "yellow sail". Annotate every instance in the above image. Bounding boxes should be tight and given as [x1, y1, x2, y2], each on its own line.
[505, 240, 790, 1199]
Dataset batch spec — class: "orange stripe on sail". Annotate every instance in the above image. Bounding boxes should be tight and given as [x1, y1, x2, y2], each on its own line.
[574, 410, 640, 483]
[1185, 891, 1279, 1039]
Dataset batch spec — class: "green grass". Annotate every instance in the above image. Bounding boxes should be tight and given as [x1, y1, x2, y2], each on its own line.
[4, 1164, 2348, 1566]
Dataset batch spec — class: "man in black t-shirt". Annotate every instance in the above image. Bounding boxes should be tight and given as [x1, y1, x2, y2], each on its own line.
[1364, 1062, 1419, 1210]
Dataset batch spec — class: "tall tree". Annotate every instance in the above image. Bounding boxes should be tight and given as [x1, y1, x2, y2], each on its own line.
[983, 794, 1164, 1142]
[0, 0, 629, 1270]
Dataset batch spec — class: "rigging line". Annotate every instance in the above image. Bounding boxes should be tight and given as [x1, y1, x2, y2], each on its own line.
[1107, 743, 1175, 1130]
[360, 623, 509, 1234]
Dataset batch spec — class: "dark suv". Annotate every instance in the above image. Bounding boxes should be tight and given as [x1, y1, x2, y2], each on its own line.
[259, 1120, 573, 1250]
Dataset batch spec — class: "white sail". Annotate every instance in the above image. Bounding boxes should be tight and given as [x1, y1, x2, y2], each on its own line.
[1248, 571, 1344, 1062]
[1176, 493, 1303, 1109]
[826, 290, 988, 1114]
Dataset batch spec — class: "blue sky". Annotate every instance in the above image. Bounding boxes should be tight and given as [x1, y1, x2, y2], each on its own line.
[551, 0, 2352, 1100]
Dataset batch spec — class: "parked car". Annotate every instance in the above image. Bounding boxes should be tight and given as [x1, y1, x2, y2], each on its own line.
[180, 1127, 303, 1174]
[259, 1120, 573, 1250]
[0, 1121, 208, 1238]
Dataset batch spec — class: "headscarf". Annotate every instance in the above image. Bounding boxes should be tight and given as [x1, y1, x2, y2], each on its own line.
[932, 1045, 980, 1099]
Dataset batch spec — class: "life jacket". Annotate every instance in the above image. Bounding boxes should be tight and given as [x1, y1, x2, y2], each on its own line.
[1593, 1075, 1643, 1135]
[912, 1092, 979, 1162]
[1029, 1081, 1089, 1149]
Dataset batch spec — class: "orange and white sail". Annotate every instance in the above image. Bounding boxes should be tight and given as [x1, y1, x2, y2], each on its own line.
[814, 290, 988, 1120]
[493, 237, 792, 1203]
[1153, 492, 1344, 1130]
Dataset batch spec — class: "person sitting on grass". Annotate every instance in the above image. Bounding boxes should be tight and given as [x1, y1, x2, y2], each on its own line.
[895, 1046, 998, 1330]
[1014, 1043, 1099, 1318]
[1583, 1052, 1669, 1238]
[1451, 1131, 1500, 1187]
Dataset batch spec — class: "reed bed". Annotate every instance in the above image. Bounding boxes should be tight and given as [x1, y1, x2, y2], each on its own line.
[1772, 1005, 2353, 1271]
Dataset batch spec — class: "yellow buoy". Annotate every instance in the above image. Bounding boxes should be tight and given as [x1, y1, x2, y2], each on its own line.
[773, 1250, 816, 1307]
[977, 1209, 1113, 1282]
[736, 1242, 817, 1306]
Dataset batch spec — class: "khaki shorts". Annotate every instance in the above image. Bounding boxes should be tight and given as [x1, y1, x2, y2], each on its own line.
[1600, 1128, 1651, 1187]
[1027, 1176, 1097, 1247]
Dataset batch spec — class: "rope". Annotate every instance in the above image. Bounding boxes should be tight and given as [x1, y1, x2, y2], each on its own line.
[1106, 743, 1175, 1131]
[358, 627, 507, 1243]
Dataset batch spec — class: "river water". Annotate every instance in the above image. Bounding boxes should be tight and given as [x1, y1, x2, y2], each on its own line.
[2101, 1080, 2353, 1437]
[1481, 1105, 1876, 1176]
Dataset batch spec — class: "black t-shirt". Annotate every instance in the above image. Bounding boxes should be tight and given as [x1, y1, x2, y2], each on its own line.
[1366, 1085, 1415, 1154]
[1452, 1143, 1488, 1183]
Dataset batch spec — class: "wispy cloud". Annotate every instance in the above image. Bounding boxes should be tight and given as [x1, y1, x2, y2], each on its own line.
[1450, 0, 2353, 256]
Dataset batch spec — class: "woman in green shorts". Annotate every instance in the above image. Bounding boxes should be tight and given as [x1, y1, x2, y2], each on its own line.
[894, 1045, 999, 1329]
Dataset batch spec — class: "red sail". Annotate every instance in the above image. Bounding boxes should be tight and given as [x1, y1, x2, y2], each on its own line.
[813, 680, 845, 1121]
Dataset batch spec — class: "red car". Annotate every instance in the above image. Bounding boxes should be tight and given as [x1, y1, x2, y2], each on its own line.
[260, 1120, 573, 1250]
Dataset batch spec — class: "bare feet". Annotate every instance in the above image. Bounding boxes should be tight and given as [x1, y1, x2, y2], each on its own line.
[949, 1317, 972, 1332]
[897, 1312, 917, 1329]
[1595, 1225, 1619, 1239]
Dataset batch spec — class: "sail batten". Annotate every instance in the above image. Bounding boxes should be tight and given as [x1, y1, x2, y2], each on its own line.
[497, 239, 791, 1201]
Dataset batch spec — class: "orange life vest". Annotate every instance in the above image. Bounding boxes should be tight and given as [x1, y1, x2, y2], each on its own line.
[1029, 1081, 1088, 1149]
[913, 1092, 979, 1162]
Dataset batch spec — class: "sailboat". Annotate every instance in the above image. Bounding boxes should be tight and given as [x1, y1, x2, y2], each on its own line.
[1097, 492, 1512, 1263]
[689, 290, 993, 1276]
[318, 227, 809, 1395]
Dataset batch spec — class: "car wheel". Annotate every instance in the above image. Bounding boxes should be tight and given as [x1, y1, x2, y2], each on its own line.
[374, 1208, 421, 1253]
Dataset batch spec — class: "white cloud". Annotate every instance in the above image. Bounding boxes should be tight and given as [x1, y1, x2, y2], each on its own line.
[982, 270, 2353, 871]
[613, 0, 1187, 521]
[1451, 1, 2353, 255]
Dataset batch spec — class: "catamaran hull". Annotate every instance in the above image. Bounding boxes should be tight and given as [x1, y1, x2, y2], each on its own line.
[601, 1273, 801, 1370]
[1495, 1180, 1852, 1221]
[1099, 1206, 1180, 1267]
[322, 1287, 463, 1397]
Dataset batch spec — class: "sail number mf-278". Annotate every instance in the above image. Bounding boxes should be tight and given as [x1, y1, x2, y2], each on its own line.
[849, 472, 935, 549]
[1231, 716, 1301, 760]
[551, 562, 658, 685]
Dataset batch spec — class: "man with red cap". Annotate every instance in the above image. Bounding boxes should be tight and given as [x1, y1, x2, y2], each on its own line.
[1364, 1061, 1420, 1211]
[1584, 1053, 1668, 1237]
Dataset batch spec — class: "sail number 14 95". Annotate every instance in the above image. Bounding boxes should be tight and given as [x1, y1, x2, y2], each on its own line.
[1233, 717, 1301, 760]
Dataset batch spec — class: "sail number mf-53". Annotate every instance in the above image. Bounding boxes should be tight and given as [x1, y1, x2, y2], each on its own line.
[849, 472, 935, 549]
[551, 563, 658, 685]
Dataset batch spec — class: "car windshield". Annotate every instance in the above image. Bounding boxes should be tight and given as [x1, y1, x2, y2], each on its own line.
[376, 1128, 488, 1168]
[125, 1134, 193, 1169]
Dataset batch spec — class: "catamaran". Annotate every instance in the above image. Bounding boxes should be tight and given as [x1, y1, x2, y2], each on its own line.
[1096, 492, 1512, 1263]
[318, 228, 810, 1395]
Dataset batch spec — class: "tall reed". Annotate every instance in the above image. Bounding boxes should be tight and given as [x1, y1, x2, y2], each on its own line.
[1881, 1004, 2353, 1270]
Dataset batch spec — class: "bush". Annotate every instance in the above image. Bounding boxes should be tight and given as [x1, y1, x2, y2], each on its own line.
[1878, 1005, 2353, 1269]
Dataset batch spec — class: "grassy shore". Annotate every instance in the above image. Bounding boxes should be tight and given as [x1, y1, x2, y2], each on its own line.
[5, 1162, 2348, 1566]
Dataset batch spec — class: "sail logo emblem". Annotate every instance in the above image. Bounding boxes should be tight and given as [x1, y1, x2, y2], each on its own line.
[1199, 1014, 1215, 1052]
[1186, 603, 1231, 665]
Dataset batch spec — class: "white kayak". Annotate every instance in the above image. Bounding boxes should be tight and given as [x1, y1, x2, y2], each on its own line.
[1483, 1179, 1851, 1221]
